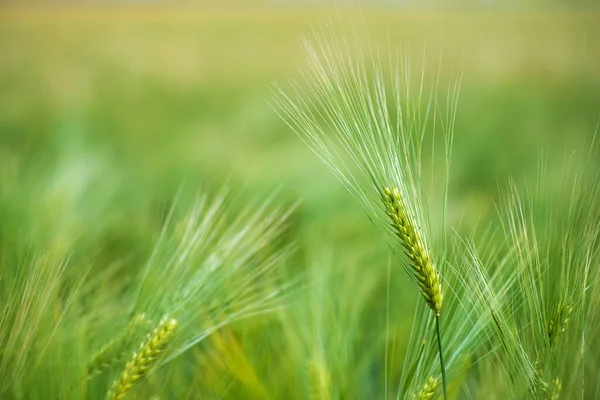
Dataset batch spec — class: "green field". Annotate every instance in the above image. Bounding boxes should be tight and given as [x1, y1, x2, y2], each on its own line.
[1, 8, 600, 399]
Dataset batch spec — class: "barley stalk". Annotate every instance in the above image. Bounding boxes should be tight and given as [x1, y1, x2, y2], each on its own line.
[108, 317, 178, 400]
[435, 315, 447, 399]
[382, 187, 443, 315]
[415, 376, 439, 400]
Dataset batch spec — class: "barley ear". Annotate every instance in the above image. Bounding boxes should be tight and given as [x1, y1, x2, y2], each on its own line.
[382, 187, 443, 315]
[547, 301, 572, 348]
[307, 358, 331, 400]
[532, 370, 562, 400]
[414, 376, 439, 400]
[87, 313, 147, 378]
[108, 317, 178, 400]
[531, 364, 548, 398]
[550, 378, 562, 400]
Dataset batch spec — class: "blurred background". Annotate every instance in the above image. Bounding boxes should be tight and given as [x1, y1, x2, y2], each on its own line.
[0, 1, 599, 396]
[2, 0, 598, 231]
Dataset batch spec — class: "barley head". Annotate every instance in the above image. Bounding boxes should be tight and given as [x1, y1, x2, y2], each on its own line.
[383, 187, 443, 314]
[88, 313, 147, 378]
[531, 365, 549, 398]
[550, 378, 562, 400]
[415, 376, 439, 400]
[547, 302, 572, 348]
[533, 373, 562, 400]
[307, 358, 331, 400]
[108, 317, 178, 400]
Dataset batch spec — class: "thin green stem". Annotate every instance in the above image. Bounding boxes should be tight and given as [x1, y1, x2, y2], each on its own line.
[435, 314, 447, 400]
[384, 256, 391, 400]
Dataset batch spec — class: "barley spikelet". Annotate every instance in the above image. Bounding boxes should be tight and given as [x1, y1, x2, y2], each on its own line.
[307, 358, 330, 400]
[533, 372, 562, 400]
[108, 317, 178, 400]
[531, 358, 564, 400]
[414, 376, 439, 400]
[88, 313, 147, 378]
[532, 372, 548, 398]
[382, 187, 443, 314]
[547, 302, 572, 348]
[549, 378, 562, 400]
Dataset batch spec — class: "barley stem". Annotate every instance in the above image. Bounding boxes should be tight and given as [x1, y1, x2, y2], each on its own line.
[435, 314, 447, 400]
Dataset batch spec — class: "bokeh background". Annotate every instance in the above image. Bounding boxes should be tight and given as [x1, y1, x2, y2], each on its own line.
[2, 2, 599, 224]
[1, 1, 599, 397]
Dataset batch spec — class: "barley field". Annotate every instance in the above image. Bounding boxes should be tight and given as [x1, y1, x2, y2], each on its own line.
[1, 5, 600, 399]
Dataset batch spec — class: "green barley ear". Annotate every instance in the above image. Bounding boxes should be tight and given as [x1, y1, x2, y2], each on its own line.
[307, 358, 331, 400]
[382, 187, 443, 314]
[414, 376, 439, 400]
[87, 313, 147, 378]
[531, 362, 548, 398]
[547, 301, 572, 348]
[550, 378, 562, 400]
[108, 317, 178, 400]
[532, 369, 562, 400]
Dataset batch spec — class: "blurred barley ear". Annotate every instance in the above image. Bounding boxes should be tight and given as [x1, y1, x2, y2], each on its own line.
[108, 317, 178, 400]
[87, 313, 148, 378]
[307, 358, 331, 400]
[547, 301, 572, 349]
[415, 376, 439, 400]
[532, 366, 562, 400]
[550, 378, 562, 400]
